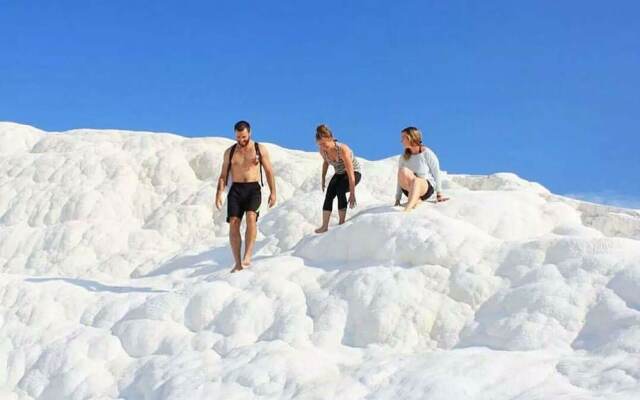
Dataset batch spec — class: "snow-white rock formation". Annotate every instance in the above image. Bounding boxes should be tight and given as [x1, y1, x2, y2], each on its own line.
[1, 122, 639, 399]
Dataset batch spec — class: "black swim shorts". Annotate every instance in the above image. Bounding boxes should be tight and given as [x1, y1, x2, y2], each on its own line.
[227, 182, 262, 223]
[402, 179, 435, 201]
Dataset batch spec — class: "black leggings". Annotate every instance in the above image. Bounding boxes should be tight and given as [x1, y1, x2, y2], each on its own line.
[323, 172, 361, 211]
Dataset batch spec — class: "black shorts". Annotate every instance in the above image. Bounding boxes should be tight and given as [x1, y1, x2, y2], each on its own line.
[402, 179, 434, 201]
[227, 182, 261, 223]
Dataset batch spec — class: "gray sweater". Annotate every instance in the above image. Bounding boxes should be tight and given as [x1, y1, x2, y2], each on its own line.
[396, 146, 442, 201]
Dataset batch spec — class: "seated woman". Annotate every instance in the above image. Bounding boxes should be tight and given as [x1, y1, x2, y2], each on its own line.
[395, 126, 448, 211]
[315, 124, 362, 233]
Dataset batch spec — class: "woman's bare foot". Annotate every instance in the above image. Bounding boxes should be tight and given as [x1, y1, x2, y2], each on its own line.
[315, 226, 328, 234]
[242, 257, 252, 267]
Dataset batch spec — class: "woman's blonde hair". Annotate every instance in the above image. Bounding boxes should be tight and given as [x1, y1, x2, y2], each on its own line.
[315, 124, 335, 141]
[402, 126, 423, 159]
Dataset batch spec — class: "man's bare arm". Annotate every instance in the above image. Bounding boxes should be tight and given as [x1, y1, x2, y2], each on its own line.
[259, 144, 277, 207]
[215, 148, 231, 209]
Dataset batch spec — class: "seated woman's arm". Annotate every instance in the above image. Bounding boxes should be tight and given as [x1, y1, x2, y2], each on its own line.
[423, 147, 444, 198]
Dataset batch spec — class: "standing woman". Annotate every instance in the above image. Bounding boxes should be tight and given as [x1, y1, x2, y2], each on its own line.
[395, 126, 448, 211]
[315, 124, 362, 233]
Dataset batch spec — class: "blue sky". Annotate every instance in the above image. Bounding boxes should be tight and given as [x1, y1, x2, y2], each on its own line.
[1, 1, 638, 203]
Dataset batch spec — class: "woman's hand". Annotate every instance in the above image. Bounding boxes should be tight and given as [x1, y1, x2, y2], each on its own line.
[436, 192, 449, 202]
[320, 160, 328, 192]
[349, 193, 357, 208]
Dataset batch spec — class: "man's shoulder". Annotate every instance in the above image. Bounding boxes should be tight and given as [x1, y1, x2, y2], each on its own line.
[256, 142, 269, 153]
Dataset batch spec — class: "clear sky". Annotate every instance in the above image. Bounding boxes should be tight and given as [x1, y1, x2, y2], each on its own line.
[1, 1, 638, 206]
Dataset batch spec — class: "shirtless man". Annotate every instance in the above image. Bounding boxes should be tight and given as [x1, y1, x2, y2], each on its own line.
[215, 121, 276, 273]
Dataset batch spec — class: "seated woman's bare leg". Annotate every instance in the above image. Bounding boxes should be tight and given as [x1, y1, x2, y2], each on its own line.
[404, 178, 428, 211]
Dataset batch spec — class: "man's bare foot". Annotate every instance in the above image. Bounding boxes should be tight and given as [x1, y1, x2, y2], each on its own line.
[230, 264, 244, 273]
[315, 226, 328, 234]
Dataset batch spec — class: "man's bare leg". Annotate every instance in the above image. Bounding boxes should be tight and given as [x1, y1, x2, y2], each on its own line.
[315, 210, 331, 233]
[338, 208, 347, 224]
[229, 217, 244, 272]
[242, 212, 258, 267]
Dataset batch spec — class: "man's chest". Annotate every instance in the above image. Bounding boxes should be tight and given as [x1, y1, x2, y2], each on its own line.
[231, 149, 258, 168]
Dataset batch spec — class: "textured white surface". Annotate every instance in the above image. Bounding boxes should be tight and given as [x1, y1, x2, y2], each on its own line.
[1, 122, 639, 399]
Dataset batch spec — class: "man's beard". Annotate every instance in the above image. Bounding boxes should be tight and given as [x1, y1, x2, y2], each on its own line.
[238, 139, 250, 147]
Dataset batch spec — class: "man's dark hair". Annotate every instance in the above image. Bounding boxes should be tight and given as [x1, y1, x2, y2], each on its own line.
[234, 120, 251, 132]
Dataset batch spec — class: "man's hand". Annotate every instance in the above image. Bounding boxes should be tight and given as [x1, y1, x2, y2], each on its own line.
[349, 193, 357, 209]
[268, 193, 277, 208]
[215, 194, 223, 210]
